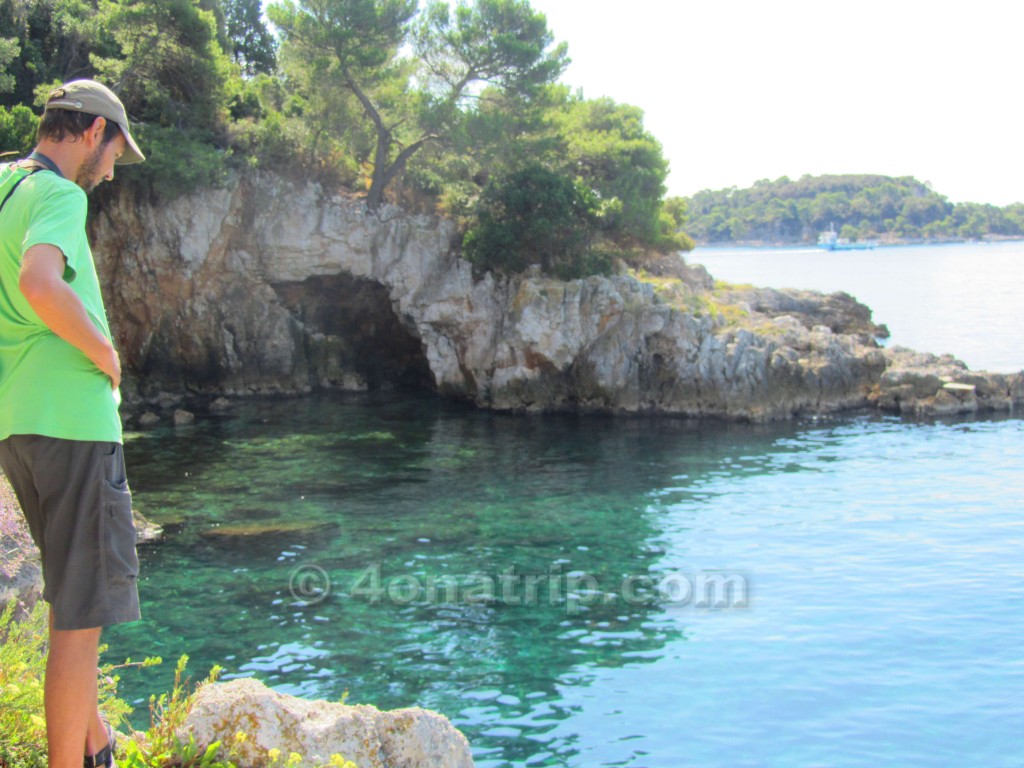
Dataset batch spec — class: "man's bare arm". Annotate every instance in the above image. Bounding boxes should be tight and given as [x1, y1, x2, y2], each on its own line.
[19, 244, 121, 389]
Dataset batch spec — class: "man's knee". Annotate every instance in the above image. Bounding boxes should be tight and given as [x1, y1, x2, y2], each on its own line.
[47, 623, 104, 658]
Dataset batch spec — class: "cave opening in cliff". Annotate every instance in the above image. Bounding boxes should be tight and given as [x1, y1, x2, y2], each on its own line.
[276, 274, 435, 392]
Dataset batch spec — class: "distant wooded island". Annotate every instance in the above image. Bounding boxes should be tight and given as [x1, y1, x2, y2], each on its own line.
[682, 174, 1024, 245]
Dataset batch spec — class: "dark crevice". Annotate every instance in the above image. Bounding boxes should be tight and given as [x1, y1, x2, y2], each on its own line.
[275, 274, 435, 392]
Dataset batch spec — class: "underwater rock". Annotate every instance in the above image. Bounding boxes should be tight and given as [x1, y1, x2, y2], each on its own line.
[199, 519, 331, 538]
[173, 409, 195, 426]
[138, 411, 161, 427]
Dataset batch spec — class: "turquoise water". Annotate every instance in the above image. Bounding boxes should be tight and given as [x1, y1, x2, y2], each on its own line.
[104, 243, 1024, 766]
[106, 398, 1024, 767]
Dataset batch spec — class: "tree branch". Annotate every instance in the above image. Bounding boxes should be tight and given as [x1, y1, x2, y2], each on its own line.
[378, 133, 441, 188]
[341, 67, 384, 133]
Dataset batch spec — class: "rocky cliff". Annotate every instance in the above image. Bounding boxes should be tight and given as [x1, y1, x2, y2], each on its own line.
[91, 173, 1023, 421]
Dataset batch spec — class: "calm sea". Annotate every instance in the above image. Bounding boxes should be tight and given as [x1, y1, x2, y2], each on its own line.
[691, 240, 1024, 373]
[105, 242, 1024, 768]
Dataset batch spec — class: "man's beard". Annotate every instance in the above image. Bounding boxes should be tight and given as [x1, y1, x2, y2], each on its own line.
[75, 145, 105, 193]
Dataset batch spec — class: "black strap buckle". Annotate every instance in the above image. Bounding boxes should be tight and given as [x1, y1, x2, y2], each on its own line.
[84, 744, 112, 768]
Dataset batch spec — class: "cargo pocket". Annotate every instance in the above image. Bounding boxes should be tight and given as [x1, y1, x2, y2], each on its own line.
[101, 443, 140, 588]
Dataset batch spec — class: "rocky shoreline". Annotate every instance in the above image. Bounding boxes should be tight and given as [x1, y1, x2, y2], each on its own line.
[88, 171, 1021, 423]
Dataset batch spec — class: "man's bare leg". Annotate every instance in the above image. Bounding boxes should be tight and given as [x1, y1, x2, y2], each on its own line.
[85, 708, 110, 757]
[46, 608, 106, 768]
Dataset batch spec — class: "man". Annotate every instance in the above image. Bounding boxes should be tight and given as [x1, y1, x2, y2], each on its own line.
[0, 80, 145, 768]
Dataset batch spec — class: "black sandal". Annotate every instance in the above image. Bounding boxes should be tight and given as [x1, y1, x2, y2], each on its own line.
[83, 715, 117, 768]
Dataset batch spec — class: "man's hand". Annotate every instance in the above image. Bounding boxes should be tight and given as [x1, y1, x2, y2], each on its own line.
[19, 244, 122, 389]
[95, 346, 122, 390]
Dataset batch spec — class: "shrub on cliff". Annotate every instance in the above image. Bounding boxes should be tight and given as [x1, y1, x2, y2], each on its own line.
[462, 164, 615, 280]
[551, 95, 677, 251]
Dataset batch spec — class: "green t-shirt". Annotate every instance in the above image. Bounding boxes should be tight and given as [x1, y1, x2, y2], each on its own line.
[0, 163, 122, 443]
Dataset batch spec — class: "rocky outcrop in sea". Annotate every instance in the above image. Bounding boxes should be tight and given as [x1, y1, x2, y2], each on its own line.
[90, 172, 1023, 421]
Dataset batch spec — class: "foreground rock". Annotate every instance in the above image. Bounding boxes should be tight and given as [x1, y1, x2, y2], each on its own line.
[185, 678, 474, 768]
[91, 173, 1023, 421]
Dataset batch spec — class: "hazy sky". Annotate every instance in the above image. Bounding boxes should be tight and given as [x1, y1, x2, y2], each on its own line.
[528, 0, 1022, 205]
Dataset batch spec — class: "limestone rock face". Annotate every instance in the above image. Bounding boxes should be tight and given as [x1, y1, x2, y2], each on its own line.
[714, 284, 889, 341]
[89, 173, 1022, 420]
[184, 678, 475, 768]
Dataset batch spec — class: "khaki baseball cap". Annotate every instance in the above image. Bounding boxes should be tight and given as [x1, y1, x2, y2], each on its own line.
[44, 79, 145, 165]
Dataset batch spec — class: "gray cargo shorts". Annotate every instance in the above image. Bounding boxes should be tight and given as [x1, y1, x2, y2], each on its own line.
[0, 434, 141, 630]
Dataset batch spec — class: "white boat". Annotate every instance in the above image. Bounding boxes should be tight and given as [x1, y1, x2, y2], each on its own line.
[818, 226, 877, 251]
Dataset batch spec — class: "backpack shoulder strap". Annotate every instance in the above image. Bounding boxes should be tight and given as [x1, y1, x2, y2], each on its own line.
[0, 165, 47, 217]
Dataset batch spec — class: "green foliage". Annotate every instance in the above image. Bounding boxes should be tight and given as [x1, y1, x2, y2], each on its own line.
[92, 0, 234, 132]
[116, 124, 230, 197]
[425, 82, 561, 219]
[269, 0, 416, 72]
[439, 84, 690, 267]
[413, 0, 568, 103]
[0, 617, 231, 768]
[119, 655, 239, 768]
[0, 611, 359, 768]
[0, 34, 18, 94]
[0, 0, 104, 109]
[271, 0, 567, 209]
[86, 0, 238, 196]
[0, 596, 156, 768]
[1, 0, 237, 197]
[268, 0, 418, 204]
[663, 196, 688, 229]
[0, 104, 36, 156]
[223, 0, 276, 76]
[657, 205, 695, 252]
[5, 623, 243, 768]
[0, 601, 48, 768]
[463, 163, 614, 279]
[685, 174, 1023, 243]
[551, 95, 668, 247]
[1, 0, 695, 261]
